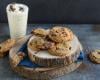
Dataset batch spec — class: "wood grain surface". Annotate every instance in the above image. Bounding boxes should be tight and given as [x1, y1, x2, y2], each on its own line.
[0, 23, 100, 80]
[9, 34, 82, 80]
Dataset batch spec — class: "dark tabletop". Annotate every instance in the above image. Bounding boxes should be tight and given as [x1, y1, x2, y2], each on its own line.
[0, 23, 100, 80]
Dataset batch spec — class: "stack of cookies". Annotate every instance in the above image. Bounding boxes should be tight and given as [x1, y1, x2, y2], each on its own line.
[28, 26, 83, 67]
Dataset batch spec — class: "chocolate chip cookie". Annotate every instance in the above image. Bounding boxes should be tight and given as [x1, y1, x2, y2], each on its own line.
[48, 41, 72, 56]
[48, 26, 74, 42]
[31, 28, 49, 37]
[29, 36, 54, 51]
[0, 39, 16, 57]
[89, 50, 100, 64]
[29, 37, 45, 51]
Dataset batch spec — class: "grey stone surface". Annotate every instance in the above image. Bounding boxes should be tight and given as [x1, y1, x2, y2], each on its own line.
[0, 23, 100, 80]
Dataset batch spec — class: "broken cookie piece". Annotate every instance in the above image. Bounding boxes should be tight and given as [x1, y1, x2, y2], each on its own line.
[89, 50, 100, 64]
[0, 39, 16, 58]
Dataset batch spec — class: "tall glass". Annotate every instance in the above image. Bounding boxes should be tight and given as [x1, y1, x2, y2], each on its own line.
[6, 3, 29, 39]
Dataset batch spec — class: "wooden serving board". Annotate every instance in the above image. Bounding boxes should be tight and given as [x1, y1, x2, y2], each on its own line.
[9, 35, 82, 80]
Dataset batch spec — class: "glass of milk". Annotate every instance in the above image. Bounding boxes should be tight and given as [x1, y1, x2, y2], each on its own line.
[6, 3, 29, 39]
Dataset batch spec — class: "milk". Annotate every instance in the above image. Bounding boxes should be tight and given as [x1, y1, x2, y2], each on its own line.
[6, 3, 29, 39]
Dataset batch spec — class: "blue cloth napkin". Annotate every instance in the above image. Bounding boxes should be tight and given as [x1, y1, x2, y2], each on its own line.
[18, 42, 84, 68]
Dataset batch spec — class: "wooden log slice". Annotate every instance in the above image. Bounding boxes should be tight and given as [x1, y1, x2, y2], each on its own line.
[28, 35, 83, 67]
[10, 59, 81, 80]
[9, 35, 82, 80]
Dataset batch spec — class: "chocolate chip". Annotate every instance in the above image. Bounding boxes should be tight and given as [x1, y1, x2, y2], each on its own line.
[98, 52, 100, 54]
[51, 34, 56, 36]
[19, 7, 24, 12]
[44, 42, 54, 49]
[0, 45, 2, 50]
[9, 5, 16, 11]
[56, 30, 59, 33]
[69, 47, 71, 50]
